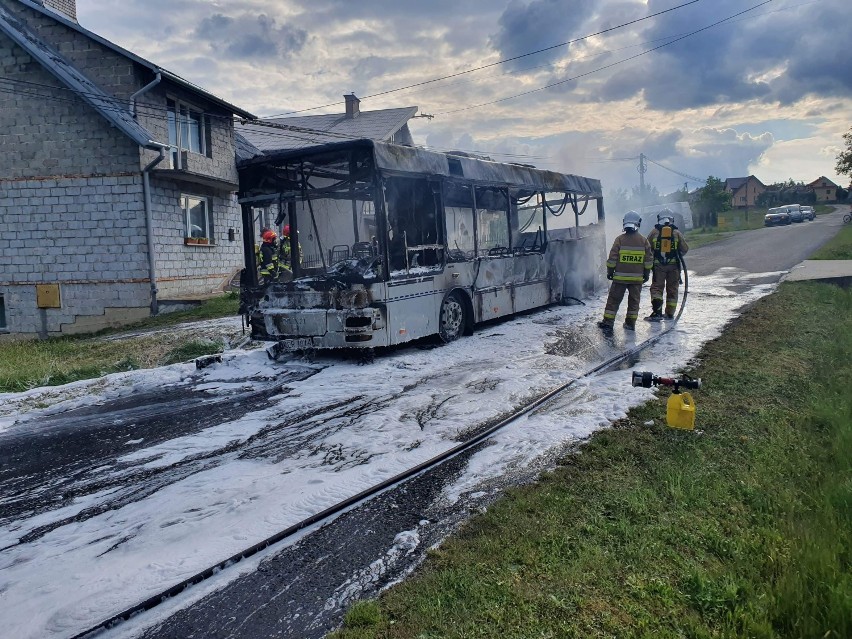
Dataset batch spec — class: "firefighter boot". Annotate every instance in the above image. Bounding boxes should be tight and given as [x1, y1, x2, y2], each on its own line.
[623, 318, 636, 331]
[597, 318, 614, 331]
[645, 299, 663, 321]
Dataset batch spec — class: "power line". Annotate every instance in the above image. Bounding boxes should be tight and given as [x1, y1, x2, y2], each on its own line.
[1, 0, 789, 127]
[437, 0, 775, 115]
[1, 1, 702, 125]
[378, 0, 819, 106]
[644, 156, 706, 184]
[1, 0, 801, 168]
[0, 79, 549, 159]
[260, 0, 702, 118]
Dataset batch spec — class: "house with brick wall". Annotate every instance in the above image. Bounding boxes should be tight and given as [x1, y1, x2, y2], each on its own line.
[723, 175, 766, 208]
[0, 0, 256, 337]
[807, 176, 838, 203]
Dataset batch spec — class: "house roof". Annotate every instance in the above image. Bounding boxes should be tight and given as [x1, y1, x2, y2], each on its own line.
[235, 131, 263, 164]
[0, 4, 164, 149]
[807, 176, 838, 188]
[236, 106, 418, 158]
[12, 0, 255, 119]
[724, 175, 765, 191]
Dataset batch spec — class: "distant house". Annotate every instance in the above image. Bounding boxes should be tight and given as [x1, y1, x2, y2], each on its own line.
[724, 175, 766, 208]
[236, 94, 419, 235]
[0, 0, 256, 337]
[807, 176, 839, 202]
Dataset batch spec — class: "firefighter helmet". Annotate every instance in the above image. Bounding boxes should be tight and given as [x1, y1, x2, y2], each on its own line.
[282, 224, 291, 237]
[623, 210, 641, 232]
[657, 208, 674, 226]
[262, 230, 277, 242]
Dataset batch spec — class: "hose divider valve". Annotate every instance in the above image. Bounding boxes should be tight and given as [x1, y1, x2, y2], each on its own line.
[631, 371, 702, 430]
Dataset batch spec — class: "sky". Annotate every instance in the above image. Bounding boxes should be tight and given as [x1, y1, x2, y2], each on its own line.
[72, 0, 851, 196]
[0, 265, 779, 639]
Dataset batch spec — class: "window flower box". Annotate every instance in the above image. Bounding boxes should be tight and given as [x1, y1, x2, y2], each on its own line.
[184, 237, 210, 246]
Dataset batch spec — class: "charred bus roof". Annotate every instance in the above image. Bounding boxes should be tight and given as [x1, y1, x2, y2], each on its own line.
[237, 139, 602, 206]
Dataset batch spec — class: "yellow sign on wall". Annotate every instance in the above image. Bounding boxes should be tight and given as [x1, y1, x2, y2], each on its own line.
[36, 284, 62, 309]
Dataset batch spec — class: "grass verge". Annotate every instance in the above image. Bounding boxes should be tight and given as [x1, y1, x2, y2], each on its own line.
[685, 209, 767, 249]
[810, 222, 852, 260]
[0, 293, 238, 393]
[332, 281, 852, 639]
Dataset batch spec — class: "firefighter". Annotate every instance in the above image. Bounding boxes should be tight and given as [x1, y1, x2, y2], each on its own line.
[645, 209, 689, 320]
[255, 227, 272, 269]
[279, 224, 293, 269]
[598, 211, 653, 331]
[258, 229, 280, 282]
[278, 224, 302, 273]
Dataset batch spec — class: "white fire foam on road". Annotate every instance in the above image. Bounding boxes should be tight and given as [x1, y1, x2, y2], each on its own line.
[0, 267, 777, 639]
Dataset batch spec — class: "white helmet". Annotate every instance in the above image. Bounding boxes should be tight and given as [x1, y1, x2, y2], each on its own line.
[623, 210, 641, 232]
[657, 209, 674, 226]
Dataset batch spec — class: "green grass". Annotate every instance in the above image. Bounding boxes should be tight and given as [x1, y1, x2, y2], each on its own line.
[331, 282, 852, 639]
[95, 291, 239, 335]
[685, 209, 767, 249]
[810, 223, 852, 260]
[0, 293, 239, 393]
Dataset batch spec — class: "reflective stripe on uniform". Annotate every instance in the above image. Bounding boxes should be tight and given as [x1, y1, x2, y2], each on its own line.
[613, 271, 643, 282]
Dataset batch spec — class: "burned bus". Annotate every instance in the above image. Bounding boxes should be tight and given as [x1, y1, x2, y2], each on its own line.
[238, 139, 605, 354]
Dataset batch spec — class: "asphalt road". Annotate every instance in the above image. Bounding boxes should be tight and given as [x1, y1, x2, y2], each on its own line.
[1, 205, 845, 639]
[0, 370, 316, 533]
[687, 206, 847, 276]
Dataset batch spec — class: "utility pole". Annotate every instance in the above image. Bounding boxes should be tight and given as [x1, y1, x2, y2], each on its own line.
[637, 153, 647, 209]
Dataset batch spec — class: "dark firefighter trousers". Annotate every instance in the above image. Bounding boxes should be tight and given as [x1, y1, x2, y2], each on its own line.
[650, 263, 681, 316]
[603, 282, 642, 323]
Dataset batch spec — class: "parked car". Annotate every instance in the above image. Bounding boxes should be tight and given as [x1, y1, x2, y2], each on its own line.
[788, 207, 804, 223]
[765, 207, 792, 226]
[801, 206, 815, 221]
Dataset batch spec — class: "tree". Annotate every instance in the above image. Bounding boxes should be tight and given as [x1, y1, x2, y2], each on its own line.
[836, 127, 852, 187]
[606, 184, 662, 216]
[664, 187, 690, 204]
[632, 184, 661, 209]
[693, 176, 731, 229]
[606, 187, 630, 216]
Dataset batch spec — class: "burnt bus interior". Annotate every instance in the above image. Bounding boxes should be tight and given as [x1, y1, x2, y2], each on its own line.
[238, 140, 604, 315]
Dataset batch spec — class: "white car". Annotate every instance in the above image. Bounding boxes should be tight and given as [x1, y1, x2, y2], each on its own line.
[801, 206, 815, 221]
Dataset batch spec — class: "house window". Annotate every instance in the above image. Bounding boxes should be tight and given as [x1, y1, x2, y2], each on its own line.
[740, 196, 746, 203]
[167, 99, 208, 168]
[182, 194, 213, 243]
[0, 294, 7, 330]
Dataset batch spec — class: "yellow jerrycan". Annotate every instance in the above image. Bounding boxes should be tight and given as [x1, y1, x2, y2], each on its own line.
[667, 391, 695, 430]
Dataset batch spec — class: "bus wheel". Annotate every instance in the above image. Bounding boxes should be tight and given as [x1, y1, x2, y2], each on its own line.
[439, 292, 466, 342]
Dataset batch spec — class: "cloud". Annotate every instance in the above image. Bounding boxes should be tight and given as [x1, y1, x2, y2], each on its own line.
[623, 0, 852, 110]
[195, 13, 307, 61]
[73, 0, 849, 187]
[491, 0, 597, 69]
